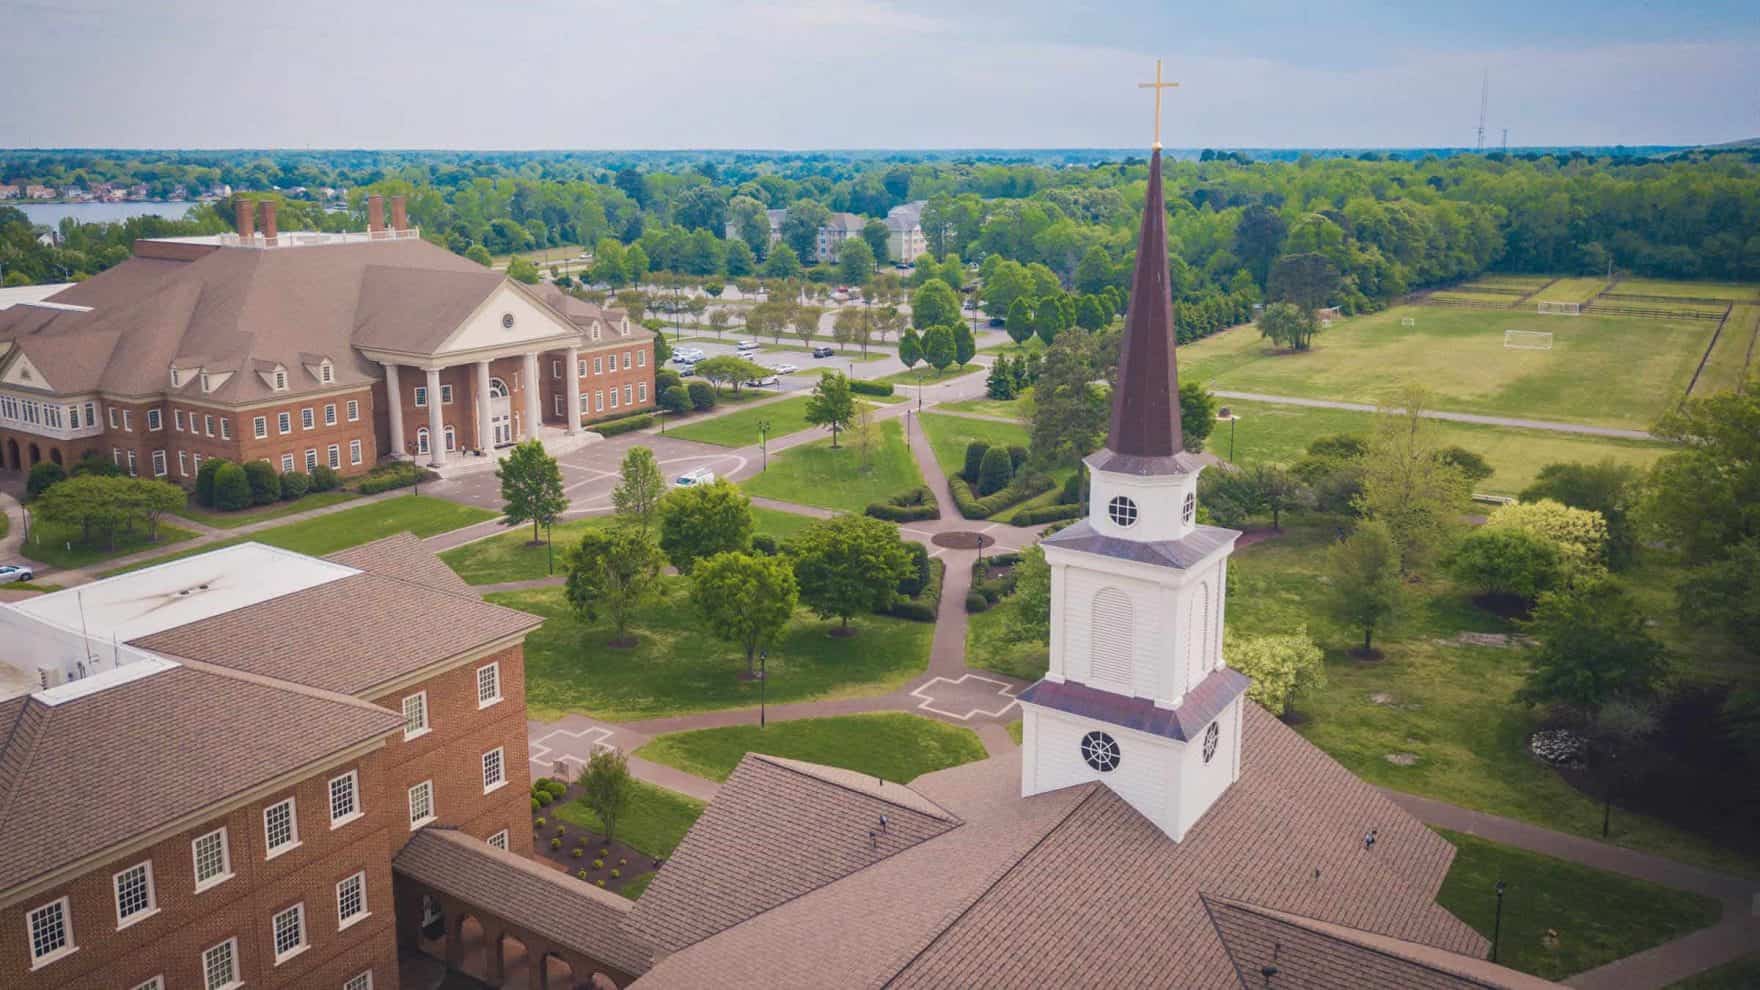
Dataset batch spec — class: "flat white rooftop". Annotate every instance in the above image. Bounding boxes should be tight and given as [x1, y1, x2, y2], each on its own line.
[0, 282, 74, 310]
[11, 542, 359, 645]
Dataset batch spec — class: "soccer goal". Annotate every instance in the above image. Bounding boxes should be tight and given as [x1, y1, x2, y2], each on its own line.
[1537, 301, 1582, 316]
[1400, 316, 1416, 327]
[1504, 329, 1554, 350]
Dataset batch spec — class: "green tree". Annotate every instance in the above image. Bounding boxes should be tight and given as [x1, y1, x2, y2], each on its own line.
[1179, 380, 1217, 454]
[952, 322, 976, 367]
[1484, 499, 1609, 584]
[213, 463, 252, 511]
[25, 461, 65, 500]
[694, 355, 771, 394]
[464, 243, 493, 267]
[762, 242, 801, 279]
[787, 514, 913, 633]
[1005, 297, 1036, 345]
[1075, 293, 1108, 331]
[804, 371, 856, 447]
[1074, 245, 1114, 295]
[566, 527, 664, 646]
[1517, 580, 1668, 721]
[243, 460, 280, 506]
[837, 237, 876, 284]
[898, 326, 922, 367]
[1437, 446, 1494, 485]
[690, 551, 799, 677]
[921, 325, 955, 370]
[578, 748, 634, 845]
[1008, 546, 1053, 644]
[1355, 386, 1469, 574]
[1521, 460, 1642, 569]
[977, 446, 1014, 495]
[1224, 627, 1326, 716]
[1028, 330, 1107, 467]
[505, 255, 541, 284]
[1325, 519, 1404, 654]
[1643, 388, 1759, 567]
[861, 218, 890, 263]
[1268, 251, 1341, 311]
[1258, 301, 1319, 352]
[1448, 527, 1563, 601]
[658, 479, 753, 573]
[194, 457, 229, 507]
[727, 195, 772, 255]
[611, 446, 666, 534]
[780, 200, 831, 261]
[910, 279, 960, 330]
[33, 475, 185, 548]
[496, 439, 567, 544]
[1676, 537, 1760, 644]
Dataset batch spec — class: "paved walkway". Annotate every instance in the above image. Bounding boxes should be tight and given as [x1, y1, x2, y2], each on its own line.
[1211, 390, 1657, 441]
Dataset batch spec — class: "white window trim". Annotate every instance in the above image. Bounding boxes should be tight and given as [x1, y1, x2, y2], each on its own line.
[344, 971, 374, 990]
[132, 977, 165, 990]
[329, 769, 363, 830]
[487, 830, 510, 851]
[254, 415, 268, 439]
[112, 859, 159, 930]
[346, 399, 360, 422]
[476, 661, 502, 709]
[278, 411, 292, 435]
[413, 385, 427, 408]
[272, 902, 308, 965]
[26, 896, 76, 970]
[203, 937, 240, 990]
[336, 871, 371, 931]
[350, 439, 363, 466]
[324, 403, 337, 426]
[264, 796, 301, 860]
[401, 691, 430, 740]
[408, 780, 436, 831]
[482, 746, 507, 794]
[192, 826, 233, 893]
[301, 408, 315, 430]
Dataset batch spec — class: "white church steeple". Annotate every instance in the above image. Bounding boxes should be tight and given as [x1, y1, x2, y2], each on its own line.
[1017, 131, 1248, 843]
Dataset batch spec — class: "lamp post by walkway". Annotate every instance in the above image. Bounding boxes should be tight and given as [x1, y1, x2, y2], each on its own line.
[915, 371, 924, 411]
[1491, 880, 1507, 963]
[758, 420, 771, 472]
[1217, 407, 1242, 463]
[758, 650, 768, 729]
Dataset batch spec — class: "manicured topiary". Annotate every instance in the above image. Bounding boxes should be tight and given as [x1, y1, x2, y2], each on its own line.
[1007, 445, 1028, 472]
[572, 848, 584, 858]
[213, 463, 252, 511]
[531, 797, 541, 811]
[610, 868, 621, 879]
[243, 459, 280, 505]
[596, 879, 606, 888]
[977, 446, 1014, 496]
[962, 441, 990, 482]
[279, 470, 311, 500]
[555, 825, 566, 836]
[309, 464, 341, 492]
[195, 457, 230, 507]
[687, 380, 716, 411]
[577, 870, 589, 880]
[965, 590, 990, 613]
[593, 859, 605, 869]
[535, 818, 546, 829]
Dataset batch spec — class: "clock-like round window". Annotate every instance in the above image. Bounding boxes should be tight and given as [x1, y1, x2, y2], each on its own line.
[1203, 721, 1220, 763]
[502, 312, 516, 329]
[1182, 492, 1196, 525]
[1107, 495, 1138, 528]
[1081, 731, 1121, 772]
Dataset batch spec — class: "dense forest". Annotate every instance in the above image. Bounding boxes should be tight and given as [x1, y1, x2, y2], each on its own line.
[4, 149, 1757, 329]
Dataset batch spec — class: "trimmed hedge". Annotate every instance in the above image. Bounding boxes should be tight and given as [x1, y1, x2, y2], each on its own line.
[885, 557, 944, 622]
[962, 441, 989, 482]
[1010, 503, 1083, 526]
[354, 462, 434, 494]
[865, 484, 939, 522]
[594, 413, 655, 437]
[970, 551, 1022, 605]
[964, 590, 990, 613]
[850, 379, 895, 397]
[948, 472, 1055, 520]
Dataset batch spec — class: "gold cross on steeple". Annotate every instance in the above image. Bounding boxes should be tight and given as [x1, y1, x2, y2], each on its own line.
[1137, 58, 1179, 150]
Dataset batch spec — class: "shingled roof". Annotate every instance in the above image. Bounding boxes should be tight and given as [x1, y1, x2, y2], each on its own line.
[326, 532, 474, 596]
[629, 705, 1538, 989]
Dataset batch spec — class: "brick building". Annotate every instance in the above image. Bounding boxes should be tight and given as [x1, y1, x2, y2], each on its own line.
[0, 535, 554, 990]
[0, 195, 652, 482]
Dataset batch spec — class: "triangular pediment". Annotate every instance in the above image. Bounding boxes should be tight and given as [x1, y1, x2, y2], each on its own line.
[1, 351, 51, 391]
[431, 282, 579, 357]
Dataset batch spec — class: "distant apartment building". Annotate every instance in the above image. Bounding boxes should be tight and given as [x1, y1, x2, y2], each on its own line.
[24, 186, 55, 200]
[884, 200, 928, 264]
[0, 184, 19, 200]
[727, 208, 898, 266]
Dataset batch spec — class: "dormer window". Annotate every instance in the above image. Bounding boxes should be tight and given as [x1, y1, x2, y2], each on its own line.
[319, 362, 333, 384]
[274, 369, 288, 391]
[169, 368, 181, 388]
[199, 372, 212, 394]
[1107, 495, 1138, 528]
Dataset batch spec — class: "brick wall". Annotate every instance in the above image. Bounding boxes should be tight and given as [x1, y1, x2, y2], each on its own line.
[538, 338, 655, 427]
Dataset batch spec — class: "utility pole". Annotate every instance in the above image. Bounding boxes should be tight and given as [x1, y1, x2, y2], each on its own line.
[1501, 128, 1509, 153]
[1476, 70, 1488, 152]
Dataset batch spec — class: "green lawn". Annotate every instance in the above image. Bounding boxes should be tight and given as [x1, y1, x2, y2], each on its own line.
[634, 713, 988, 783]
[966, 597, 1049, 681]
[916, 412, 1029, 479]
[1006, 719, 1023, 745]
[1667, 955, 1760, 989]
[553, 780, 705, 860]
[1181, 305, 1713, 429]
[1462, 274, 1553, 292]
[1204, 398, 1671, 495]
[1435, 829, 1722, 981]
[103, 495, 495, 575]
[742, 418, 923, 512]
[20, 518, 199, 570]
[935, 393, 1027, 419]
[620, 872, 657, 900]
[979, 336, 1048, 356]
[174, 490, 357, 529]
[1692, 304, 1757, 397]
[492, 578, 934, 721]
[1612, 278, 1760, 302]
[439, 506, 816, 585]
[1531, 277, 1611, 304]
[666, 395, 813, 447]
[1229, 520, 1758, 876]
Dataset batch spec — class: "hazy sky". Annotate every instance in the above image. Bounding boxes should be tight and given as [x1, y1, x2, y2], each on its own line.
[3, 0, 1757, 149]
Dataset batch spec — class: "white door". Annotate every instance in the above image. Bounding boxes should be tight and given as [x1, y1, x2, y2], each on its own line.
[490, 378, 513, 446]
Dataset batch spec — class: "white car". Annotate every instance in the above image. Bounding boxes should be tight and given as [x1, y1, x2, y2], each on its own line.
[735, 340, 759, 351]
[771, 363, 799, 375]
[744, 373, 780, 388]
[0, 564, 34, 584]
[673, 467, 716, 488]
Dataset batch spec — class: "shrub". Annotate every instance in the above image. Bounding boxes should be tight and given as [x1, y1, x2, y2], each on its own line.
[655, 368, 683, 391]
[1011, 503, 1083, 526]
[962, 441, 990, 482]
[577, 870, 589, 880]
[596, 880, 606, 887]
[887, 558, 943, 621]
[977, 446, 1015, 495]
[1058, 470, 1083, 505]
[25, 461, 66, 499]
[279, 470, 311, 500]
[309, 465, 341, 492]
[243, 460, 280, 505]
[556, 824, 566, 835]
[971, 551, 1023, 605]
[659, 385, 692, 414]
[1007, 445, 1028, 472]
[354, 462, 431, 494]
[592, 858, 605, 869]
[687, 381, 716, 411]
[965, 590, 990, 613]
[610, 868, 622, 879]
[949, 472, 1054, 519]
[750, 533, 779, 556]
[597, 413, 654, 436]
[535, 817, 546, 828]
[572, 848, 584, 858]
[531, 797, 541, 811]
[195, 457, 230, 507]
[849, 379, 894, 397]
[213, 463, 252, 511]
[897, 542, 931, 597]
[69, 452, 123, 479]
[551, 838, 562, 850]
[865, 485, 939, 522]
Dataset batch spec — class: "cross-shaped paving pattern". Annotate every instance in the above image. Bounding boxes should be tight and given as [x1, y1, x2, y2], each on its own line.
[911, 674, 1020, 720]
[527, 723, 616, 779]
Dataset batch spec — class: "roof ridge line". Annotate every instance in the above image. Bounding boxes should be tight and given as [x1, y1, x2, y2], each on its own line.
[160, 652, 402, 722]
[1197, 893, 1256, 990]
[747, 753, 962, 823]
[879, 783, 1104, 987]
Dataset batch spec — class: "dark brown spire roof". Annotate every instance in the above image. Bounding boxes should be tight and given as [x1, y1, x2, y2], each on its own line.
[1106, 147, 1183, 460]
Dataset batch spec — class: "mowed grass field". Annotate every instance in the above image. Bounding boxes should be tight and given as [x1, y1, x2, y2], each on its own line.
[1530, 277, 1610, 303]
[1692, 304, 1759, 396]
[1180, 305, 1713, 429]
[1611, 278, 1760, 301]
[741, 418, 923, 512]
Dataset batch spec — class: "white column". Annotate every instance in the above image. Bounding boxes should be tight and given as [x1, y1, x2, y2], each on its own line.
[522, 352, 541, 438]
[425, 367, 444, 467]
[564, 346, 582, 435]
[383, 363, 404, 460]
[476, 359, 494, 452]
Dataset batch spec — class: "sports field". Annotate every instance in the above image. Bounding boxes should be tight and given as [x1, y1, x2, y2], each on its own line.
[1180, 304, 1713, 430]
[1610, 279, 1760, 301]
[1460, 274, 1551, 292]
[1529, 277, 1609, 304]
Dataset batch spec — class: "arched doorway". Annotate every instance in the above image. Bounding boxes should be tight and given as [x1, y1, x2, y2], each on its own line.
[49, 448, 62, 466]
[489, 378, 513, 447]
[5, 439, 17, 471]
[27, 443, 40, 466]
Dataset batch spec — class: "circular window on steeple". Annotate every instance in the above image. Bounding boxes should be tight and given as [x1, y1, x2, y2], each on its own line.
[1107, 496, 1138, 528]
[1182, 492, 1196, 525]
[1081, 731, 1121, 772]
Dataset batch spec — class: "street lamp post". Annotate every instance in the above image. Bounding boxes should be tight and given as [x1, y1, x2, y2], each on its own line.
[758, 420, 771, 472]
[1217, 407, 1242, 463]
[1491, 881, 1507, 963]
[758, 650, 768, 728]
[915, 371, 924, 411]
[546, 521, 554, 575]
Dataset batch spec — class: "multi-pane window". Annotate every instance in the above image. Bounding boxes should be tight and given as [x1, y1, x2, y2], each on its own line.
[272, 903, 306, 962]
[609, 388, 619, 409]
[336, 871, 367, 927]
[408, 780, 435, 828]
[147, 409, 162, 430]
[402, 691, 428, 738]
[482, 747, 505, 792]
[151, 450, 167, 477]
[175, 409, 186, 430]
[637, 350, 646, 368]
[204, 414, 214, 436]
[27, 897, 72, 966]
[487, 830, 510, 851]
[264, 797, 299, 857]
[350, 439, 363, 465]
[552, 360, 561, 379]
[305, 449, 318, 471]
[624, 384, 633, 405]
[108, 407, 120, 428]
[192, 827, 230, 890]
[278, 411, 292, 434]
[477, 662, 501, 707]
[254, 415, 268, 439]
[202, 937, 237, 990]
[594, 391, 604, 411]
[413, 386, 427, 407]
[344, 971, 373, 990]
[179, 451, 190, 477]
[578, 359, 586, 377]
[624, 352, 632, 369]
[594, 356, 603, 374]
[638, 383, 648, 402]
[324, 403, 337, 426]
[301, 408, 315, 430]
[281, 453, 295, 473]
[327, 444, 341, 469]
[123, 409, 133, 430]
[329, 770, 360, 827]
[274, 369, 288, 390]
[320, 363, 334, 383]
[440, 384, 454, 404]
[114, 861, 156, 925]
[346, 399, 360, 422]
[220, 418, 231, 439]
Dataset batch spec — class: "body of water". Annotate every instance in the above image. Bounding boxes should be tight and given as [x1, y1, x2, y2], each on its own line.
[15, 201, 197, 227]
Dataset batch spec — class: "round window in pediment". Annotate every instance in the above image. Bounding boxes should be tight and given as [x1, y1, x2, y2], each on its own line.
[1107, 495, 1138, 528]
[1081, 731, 1121, 773]
[502, 312, 516, 329]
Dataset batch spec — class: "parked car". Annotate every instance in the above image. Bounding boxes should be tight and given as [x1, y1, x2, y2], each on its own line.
[772, 363, 799, 375]
[0, 564, 34, 584]
[811, 346, 835, 358]
[735, 340, 759, 351]
[743, 373, 780, 387]
[673, 467, 716, 488]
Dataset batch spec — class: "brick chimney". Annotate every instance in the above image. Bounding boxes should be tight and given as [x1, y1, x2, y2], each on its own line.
[261, 200, 278, 246]
[390, 195, 408, 232]
[235, 198, 254, 242]
[367, 194, 385, 236]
